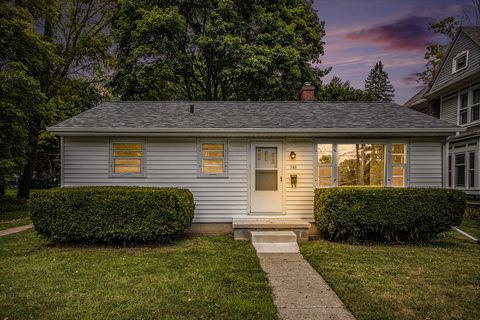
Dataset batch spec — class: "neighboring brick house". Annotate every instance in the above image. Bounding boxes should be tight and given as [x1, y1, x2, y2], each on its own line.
[406, 27, 480, 194]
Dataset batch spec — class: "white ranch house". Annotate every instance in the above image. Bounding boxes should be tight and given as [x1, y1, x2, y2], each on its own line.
[48, 86, 461, 237]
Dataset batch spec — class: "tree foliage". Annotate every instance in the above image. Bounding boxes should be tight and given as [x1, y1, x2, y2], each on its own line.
[0, 0, 115, 198]
[317, 77, 370, 101]
[112, 0, 329, 101]
[416, 17, 460, 84]
[364, 61, 394, 102]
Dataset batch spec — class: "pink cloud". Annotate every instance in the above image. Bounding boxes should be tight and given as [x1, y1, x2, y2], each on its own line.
[345, 15, 439, 52]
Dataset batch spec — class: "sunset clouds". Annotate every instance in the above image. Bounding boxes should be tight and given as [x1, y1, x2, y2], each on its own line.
[345, 15, 437, 52]
[313, 0, 475, 103]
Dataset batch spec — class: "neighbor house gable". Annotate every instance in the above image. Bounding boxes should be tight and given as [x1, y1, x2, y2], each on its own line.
[429, 28, 480, 95]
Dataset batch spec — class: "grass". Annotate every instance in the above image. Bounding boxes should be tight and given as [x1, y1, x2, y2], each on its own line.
[301, 220, 480, 320]
[0, 232, 278, 320]
[1, 190, 31, 230]
[0, 210, 31, 230]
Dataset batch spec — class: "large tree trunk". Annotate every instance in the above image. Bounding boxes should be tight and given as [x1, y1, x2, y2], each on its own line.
[17, 138, 39, 199]
[0, 184, 5, 196]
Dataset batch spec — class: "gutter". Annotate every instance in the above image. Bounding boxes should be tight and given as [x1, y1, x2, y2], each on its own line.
[47, 126, 464, 137]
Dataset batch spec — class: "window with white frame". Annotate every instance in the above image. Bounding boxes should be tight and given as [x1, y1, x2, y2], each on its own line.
[317, 144, 333, 187]
[391, 144, 407, 187]
[460, 93, 469, 124]
[450, 142, 477, 189]
[110, 142, 145, 176]
[472, 89, 480, 122]
[198, 141, 228, 177]
[316, 143, 407, 187]
[452, 50, 468, 73]
[458, 87, 480, 125]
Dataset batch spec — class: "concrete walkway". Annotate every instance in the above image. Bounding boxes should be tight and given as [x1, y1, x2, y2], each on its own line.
[0, 224, 33, 237]
[257, 253, 355, 320]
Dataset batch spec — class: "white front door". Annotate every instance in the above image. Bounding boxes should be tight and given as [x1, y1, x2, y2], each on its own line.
[250, 142, 283, 213]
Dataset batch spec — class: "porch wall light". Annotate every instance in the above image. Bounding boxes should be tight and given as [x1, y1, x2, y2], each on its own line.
[290, 151, 297, 160]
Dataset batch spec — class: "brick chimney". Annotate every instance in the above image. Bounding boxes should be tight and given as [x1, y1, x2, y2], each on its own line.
[300, 82, 315, 101]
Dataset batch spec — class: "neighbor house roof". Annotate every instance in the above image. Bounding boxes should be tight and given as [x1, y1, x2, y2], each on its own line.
[426, 26, 480, 97]
[48, 101, 462, 137]
[403, 86, 428, 109]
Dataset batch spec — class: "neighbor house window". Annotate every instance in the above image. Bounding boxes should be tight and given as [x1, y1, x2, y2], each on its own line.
[452, 51, 468, 73]
[317, 142, 407, 187]
[455, 154, 466, 187]
[460, 93, 468, 125]
[469, 152, 476, 188]
[472, 89, 480, 122]
[110, 142, 145, 176]
[391, 144, 407, 187]
[448, 155, 452, 187]
[198, 141, 227, 177]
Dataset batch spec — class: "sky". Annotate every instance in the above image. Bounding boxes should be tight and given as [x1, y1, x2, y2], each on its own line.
[312, 0, 476, 104]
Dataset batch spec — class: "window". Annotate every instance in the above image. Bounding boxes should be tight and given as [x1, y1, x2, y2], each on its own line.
[460, 93, 468, 124]
[198, 141, 227, 177]
[469, 152, 476, 189]
[455, 154, 466, 187]
[472, 89, 480, 122]
[448, 155, 452, 187]
[391, 144, 406, 187]
[110, 142, 145, 176]
[317, 144, 333, 187]
[337, 144, 385, 187]
[317, 142, 407, 188]
[452, 51, 468, 73]
[255, 147, 277, 190]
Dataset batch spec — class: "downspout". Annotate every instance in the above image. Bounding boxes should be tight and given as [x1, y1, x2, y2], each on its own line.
[451, 226, 480, 244]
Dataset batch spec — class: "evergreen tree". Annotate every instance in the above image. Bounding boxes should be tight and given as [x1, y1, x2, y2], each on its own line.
[364, 61, 395, 102]
[317, 77, 370, 101]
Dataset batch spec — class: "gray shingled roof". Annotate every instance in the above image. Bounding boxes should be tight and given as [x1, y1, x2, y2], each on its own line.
[463, 26, 480, 45]
[48, 101, 460, 135]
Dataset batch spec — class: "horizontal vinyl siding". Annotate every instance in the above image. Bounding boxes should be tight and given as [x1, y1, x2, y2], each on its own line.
[431, 32, 480, 92]
[409, 139, 443, 187]
[63, 137, 248, 222]
[440, 95, 458, 124]
[284, 139, 315, 220]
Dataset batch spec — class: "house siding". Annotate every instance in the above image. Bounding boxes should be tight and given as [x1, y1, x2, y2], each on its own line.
[63, 136, 446, 223]
[440, 95, 458, 124]
[431, 32, 480, 93]
[285, 139, 315, 220]
[409, 139, 444, 187]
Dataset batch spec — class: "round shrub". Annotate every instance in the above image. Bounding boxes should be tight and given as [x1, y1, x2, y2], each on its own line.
[314, 187, 466, 243]
[31, 187, 195, 244]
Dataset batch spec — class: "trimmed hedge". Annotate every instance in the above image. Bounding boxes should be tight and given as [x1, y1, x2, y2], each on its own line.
[314, 188, 466, 242]
[31, 187, 195, 244]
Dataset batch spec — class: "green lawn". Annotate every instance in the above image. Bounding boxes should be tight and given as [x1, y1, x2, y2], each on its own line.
[0, 209, 31, 230]
[0, 231, 278, 320]
[301, 220, 480, 320]
[1, 190, 30, 230]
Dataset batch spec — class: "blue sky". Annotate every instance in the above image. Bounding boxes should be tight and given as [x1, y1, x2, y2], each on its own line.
[312, 0, 476, 103]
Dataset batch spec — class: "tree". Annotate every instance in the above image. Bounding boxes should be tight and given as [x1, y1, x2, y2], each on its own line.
[364, 61, 395, 102]
[317, 77, 370, 101]
[0, 64, 46, 195]
[417, 0, 480, 84]
[112, 0, 330, 101]
[2, 0, 115, 199]
[416, 17, 461, 84]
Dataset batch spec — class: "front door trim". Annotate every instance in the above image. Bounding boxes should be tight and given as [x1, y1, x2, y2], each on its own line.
[249, 141, 285, 215]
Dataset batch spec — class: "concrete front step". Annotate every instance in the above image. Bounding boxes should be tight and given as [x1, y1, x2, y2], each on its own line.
[233, 218, 311, 242]
[251, 231, 299, 253]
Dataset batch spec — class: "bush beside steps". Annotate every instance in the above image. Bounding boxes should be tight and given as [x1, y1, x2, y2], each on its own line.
[31, 187, 195, 244]
[314, 187, 466, 243]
